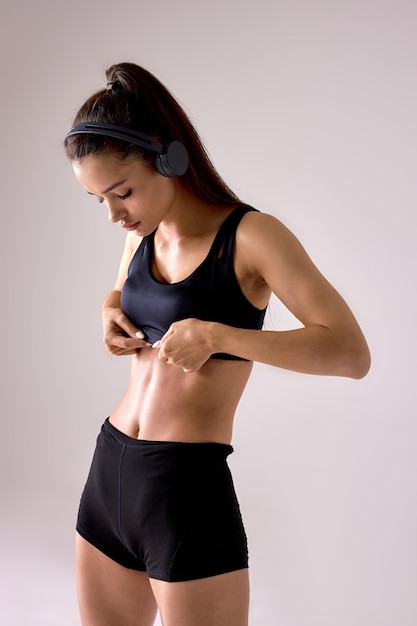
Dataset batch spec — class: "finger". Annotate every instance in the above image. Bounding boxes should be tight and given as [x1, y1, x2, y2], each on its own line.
[128, 337, 152, 348]
[105, 334, 151, 352]
[114, 315, 145, 340]
[122, 324, 144, 338]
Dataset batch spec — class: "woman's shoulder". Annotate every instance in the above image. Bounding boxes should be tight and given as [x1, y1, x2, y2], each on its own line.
[237, 206, 292, 241]
[113, 232, 144, 291]
[126, 230, 143, 252]
[236, 206, 311, 277]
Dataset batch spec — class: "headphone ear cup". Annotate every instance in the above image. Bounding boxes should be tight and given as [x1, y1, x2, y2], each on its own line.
[154, 141, 189, 177]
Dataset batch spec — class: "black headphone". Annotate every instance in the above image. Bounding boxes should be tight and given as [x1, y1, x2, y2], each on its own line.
[64, 122, 189, 178]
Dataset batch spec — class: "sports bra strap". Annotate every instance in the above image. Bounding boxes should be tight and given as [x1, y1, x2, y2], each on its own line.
[206, 205, 257, 261]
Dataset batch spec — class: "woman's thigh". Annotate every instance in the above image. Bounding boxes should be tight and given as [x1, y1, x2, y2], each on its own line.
[150, 569, 249, 626]
[76, 533, 158, 626]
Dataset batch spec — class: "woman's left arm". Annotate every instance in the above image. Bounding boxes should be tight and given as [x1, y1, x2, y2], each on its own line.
[211, 212, 371, 379]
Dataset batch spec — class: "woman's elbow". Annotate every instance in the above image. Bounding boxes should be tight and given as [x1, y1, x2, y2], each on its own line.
[344, 336, 371, 379]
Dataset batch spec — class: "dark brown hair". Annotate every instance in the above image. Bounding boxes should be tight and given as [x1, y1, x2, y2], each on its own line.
[64, 62, 241, 207]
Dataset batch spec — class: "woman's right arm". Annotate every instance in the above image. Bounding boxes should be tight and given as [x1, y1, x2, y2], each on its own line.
[102, 233, 151, 355]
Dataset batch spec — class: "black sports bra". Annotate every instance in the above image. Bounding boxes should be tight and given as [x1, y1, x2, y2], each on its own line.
[121, 205, 267, 360]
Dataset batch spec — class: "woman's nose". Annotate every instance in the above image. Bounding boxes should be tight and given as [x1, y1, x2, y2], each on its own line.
[106, 199, 127, 223]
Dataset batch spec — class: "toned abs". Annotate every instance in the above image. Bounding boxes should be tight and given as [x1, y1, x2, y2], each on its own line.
[109, 347, 253, 444]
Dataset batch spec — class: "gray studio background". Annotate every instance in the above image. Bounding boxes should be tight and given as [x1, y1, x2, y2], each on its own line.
[1, 1, 416, 625]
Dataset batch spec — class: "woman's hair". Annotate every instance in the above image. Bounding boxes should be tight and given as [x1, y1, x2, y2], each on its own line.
[64, 62, 241, 207]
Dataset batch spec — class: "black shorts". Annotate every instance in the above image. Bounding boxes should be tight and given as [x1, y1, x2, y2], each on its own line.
[76, 418, 248, 582]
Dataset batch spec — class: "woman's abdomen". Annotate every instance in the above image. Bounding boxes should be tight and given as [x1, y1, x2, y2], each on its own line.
[109, 349, 252, 443]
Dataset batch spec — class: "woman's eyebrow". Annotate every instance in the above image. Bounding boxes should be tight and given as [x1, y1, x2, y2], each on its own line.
[87, 179, 128, 195]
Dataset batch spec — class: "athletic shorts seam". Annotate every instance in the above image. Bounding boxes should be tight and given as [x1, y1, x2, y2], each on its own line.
[165, 529, 189, 579]
[147, 563, 250, 582]
[76, 522, 146, 571]
[117, 442, 127, 542]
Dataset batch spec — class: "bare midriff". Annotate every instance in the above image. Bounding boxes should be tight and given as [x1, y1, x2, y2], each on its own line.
[109, 348, 252, 444]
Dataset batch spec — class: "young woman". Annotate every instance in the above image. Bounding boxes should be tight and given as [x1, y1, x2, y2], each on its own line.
[64, 62, 370, 626]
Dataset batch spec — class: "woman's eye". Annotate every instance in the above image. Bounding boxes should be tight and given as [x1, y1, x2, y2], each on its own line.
[117, 189, 132, 200]
[95, 189, 131, 204]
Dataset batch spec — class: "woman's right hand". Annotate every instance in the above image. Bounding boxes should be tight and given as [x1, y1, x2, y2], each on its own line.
[102, 306, 151, 355]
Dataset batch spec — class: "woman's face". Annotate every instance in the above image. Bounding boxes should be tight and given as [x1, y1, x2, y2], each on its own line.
[72, 152, 178, 236]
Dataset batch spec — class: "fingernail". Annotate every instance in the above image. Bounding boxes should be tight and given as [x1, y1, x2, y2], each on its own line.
[152, 340, 161, 349]
[135, 330, 145, 339]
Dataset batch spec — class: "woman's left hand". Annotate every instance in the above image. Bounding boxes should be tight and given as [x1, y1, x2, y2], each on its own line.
[153, 318, 215, 373]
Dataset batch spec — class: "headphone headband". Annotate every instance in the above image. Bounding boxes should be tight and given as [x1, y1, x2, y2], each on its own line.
[64, 121, 165, 154]
[64, 121, 189, 178]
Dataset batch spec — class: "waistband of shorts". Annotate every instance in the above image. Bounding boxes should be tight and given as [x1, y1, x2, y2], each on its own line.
[103, 417, 234, 455]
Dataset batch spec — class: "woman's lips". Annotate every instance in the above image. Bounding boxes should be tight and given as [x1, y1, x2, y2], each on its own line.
[121, 221, 141, 231]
